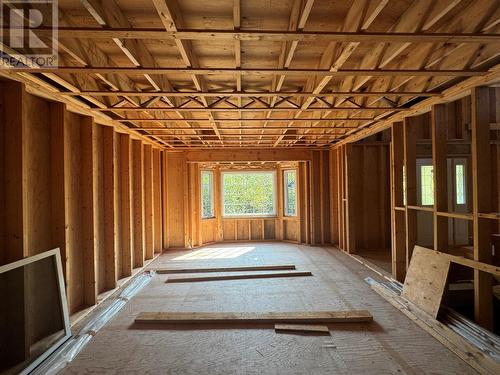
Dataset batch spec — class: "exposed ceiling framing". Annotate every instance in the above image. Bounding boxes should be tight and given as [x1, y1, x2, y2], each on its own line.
[1, 0, 500, 149]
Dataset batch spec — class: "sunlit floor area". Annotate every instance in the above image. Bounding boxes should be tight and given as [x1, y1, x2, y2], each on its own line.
[63, 242, 474, 374]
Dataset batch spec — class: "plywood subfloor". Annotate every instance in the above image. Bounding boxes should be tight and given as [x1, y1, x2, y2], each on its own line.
[62, 242, 476, 374]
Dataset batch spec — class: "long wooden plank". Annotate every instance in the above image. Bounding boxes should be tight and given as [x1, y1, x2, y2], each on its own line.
[11, 67, 487, 77]
[30, 28, 500, 44]
[135, 310, 373, 324]
[165, 271, 312, 283]
[155, 264, 296, 274]
[274, 324, 330, 333]
[60, 91, 442, 98]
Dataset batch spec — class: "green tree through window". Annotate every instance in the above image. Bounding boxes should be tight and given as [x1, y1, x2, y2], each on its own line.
[222, 172, 276, 216]
[284, 170, 297, 216]
[201, 170, 214, 218]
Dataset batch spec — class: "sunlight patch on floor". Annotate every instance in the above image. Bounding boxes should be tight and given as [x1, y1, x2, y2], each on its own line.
[173, 246, 256, 260]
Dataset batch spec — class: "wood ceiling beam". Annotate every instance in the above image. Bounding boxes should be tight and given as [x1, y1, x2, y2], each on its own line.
[152, 0, 222, 145]
[182, 149, 314, 162]
[295, 0, 470, 146]
[57, 91, 442, 98]
[137, 127, 355, 131]
[332, 61, 500, 147]
[300, 0, 386, 111]
[282, 0, 384, 147]
[233, 0, 242, 145]
[79, 0, 192, 147]
[145, 133, 348, 137]
[93, 107, 405, 112]
[263, 0, 315, 145]
[116, 119, 370, 123]
[338, 0, 500, 141]
[9, 67, 487, 76]
[274, 0, 315, 92]
[29, 28, 500, 43]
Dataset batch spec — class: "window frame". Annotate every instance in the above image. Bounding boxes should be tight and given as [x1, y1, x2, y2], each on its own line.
[200, 170, 215, 219]
[416, 158, 434, 207]
[453, 159, 467, 206]
[283, 169, 297, 217]
[221, 170, 277, 218]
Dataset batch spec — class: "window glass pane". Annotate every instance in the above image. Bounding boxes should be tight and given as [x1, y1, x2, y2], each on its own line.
[201, 171, 214, 218]
[420, 165, 434, 206]
[456, 164, 465, 205]
[284, 170, 297, 216]
[222, 172, 275, 216]
[403, 165, 406, 206]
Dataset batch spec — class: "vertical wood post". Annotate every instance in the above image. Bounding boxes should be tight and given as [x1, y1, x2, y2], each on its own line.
[80, 116, 98, 306]
[432, 104, 449, 252]
[391, 122, 406, 281]
[152, 148, 163, 253]
[471, 87, 493, 330]
[143, 144, 154, 259]
[404, 117, 417, 266]
[119, 134, 133, 277]
[132, 140, 144, 267]
[103, 126, 117, 290]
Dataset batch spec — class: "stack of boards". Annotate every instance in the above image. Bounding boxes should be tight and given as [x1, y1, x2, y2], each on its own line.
[136, 264, 373, 334]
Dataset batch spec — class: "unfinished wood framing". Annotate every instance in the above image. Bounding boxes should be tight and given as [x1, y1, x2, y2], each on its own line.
[1, 1, 499, 372]
[0, 81, 164, 316]
[333, 87, 499, 332]
[0, 1, 498, 149]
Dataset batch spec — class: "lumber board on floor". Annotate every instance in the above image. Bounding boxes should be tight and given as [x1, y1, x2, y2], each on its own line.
[165, 271, 312, 282]
[402, 246, 451, 318]
[155, 264, 296, 274]
[274, 324, 330, 333]
[135, 310, 373, 324]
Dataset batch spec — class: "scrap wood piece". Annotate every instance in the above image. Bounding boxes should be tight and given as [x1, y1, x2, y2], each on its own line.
[274, 324, 330, 333]
[135, 310, 373, 324]
[155, 264, 296, 274]
[402, 246, 451, 318]
[165, 271, 312, 283]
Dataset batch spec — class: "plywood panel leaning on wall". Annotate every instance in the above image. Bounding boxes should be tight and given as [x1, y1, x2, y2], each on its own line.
[402, 246, 451, 318]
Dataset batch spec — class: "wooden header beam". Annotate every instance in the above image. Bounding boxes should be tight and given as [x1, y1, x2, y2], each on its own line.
[117, 119, 371, 123]
[6, 67, 487, 77]
[98, 107, 401, 112]
[135, 126, 356, 130]
[181, 148, 314, 162]
[28, 27, 500, 44]
[59, 91, 442, 98]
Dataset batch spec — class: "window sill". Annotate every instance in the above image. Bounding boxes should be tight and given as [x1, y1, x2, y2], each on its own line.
[201, 217, 216, 221]
[222, 216, 277, 219]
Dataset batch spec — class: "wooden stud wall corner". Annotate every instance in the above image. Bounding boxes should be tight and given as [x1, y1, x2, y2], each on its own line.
[0, 80, 166, 317]
[334, 85, 498, 331]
